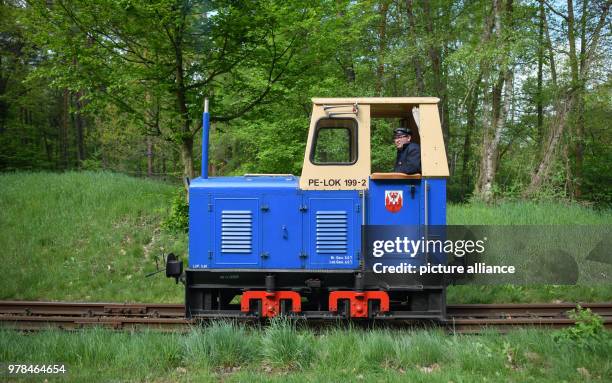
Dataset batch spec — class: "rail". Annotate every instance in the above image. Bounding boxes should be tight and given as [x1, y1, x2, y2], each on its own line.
[1, 301, 610, 333]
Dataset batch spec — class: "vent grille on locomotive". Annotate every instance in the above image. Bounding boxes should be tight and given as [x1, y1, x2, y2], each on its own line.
[221, 210, 253, 253]
[316, 210, 348, 254]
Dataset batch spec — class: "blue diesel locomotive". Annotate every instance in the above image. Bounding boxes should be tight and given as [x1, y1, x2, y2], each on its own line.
[166, 97, 449, 320]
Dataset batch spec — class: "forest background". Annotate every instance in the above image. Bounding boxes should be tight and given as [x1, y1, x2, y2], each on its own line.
[0, 0, 610, 205]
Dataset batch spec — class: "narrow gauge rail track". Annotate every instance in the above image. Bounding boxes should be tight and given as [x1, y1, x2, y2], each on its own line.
[1, 301, 611, 333]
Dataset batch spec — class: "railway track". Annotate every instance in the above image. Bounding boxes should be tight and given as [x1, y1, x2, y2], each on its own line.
[1, 301, 611, 333]
[0, 301, 188, 331]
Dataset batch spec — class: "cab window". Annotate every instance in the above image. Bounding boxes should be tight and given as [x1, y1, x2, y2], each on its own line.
[310, 118, 357, 165]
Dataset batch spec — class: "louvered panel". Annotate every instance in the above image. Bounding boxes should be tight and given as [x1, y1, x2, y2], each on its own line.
[316, 210, 348, 254]
[221, 210, 252, 253]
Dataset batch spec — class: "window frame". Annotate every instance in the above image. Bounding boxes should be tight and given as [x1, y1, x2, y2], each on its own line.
[309, 117, 359, 166]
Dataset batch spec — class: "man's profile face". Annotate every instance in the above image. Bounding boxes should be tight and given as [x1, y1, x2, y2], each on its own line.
[394, 134, 411, 149]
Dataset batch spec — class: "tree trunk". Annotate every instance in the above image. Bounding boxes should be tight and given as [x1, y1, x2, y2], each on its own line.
[423, 1, 449, 144]
[74, 91, 85, 166]
[172, 15, 194, 181]
[61, 89, 69, 169]
[343, 61, 356, 84]
[564, 0, 579, 195]
[543, 5, 557, 86]
[572, 0, 589, 198]
[0, 55, 6, 134]
[477, 70, 513, 202]
[567, 0, 579, 85]
[537, 0, 544, 144]
[335, 6, 356, 84]
[474, 0, 513, 202]
[562, 136, 573, 195]
[146, 136, 153, 177]
[180, 137, 194, 181]
[41, 126, 52, 163]
[375, 1, 390, 95]
[405, 0, 424, 95]
[524, 95, 575, 196]
[461, 78, 480, 199]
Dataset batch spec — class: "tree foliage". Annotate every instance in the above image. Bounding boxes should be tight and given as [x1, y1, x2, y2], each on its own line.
[0, 0, 610, 205]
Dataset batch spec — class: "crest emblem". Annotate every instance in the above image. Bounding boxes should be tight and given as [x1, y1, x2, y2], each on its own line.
[385, 190, 403, 213]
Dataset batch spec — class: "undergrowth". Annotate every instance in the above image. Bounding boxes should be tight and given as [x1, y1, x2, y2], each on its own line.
[554, 306, 609, 348]
[162, 188, 189, 233]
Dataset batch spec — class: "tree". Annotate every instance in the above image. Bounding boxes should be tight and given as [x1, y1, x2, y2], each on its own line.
[524, 0, 610, 197]
[24, 0, 316, 180]
[473, 0, 514, 202]
[1, 0, 609, 206]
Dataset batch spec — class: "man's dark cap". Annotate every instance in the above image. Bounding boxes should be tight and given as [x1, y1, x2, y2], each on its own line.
[393, 128, 412, 138]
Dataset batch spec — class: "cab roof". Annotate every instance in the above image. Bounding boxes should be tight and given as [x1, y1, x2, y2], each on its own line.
[312, 97, 440, 118]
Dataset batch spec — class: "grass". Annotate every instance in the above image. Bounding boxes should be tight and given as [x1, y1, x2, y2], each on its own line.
[447, 201, 612, 303]
[0, 171, 186, 302]
[447, 285, 612, 304]
[1, 173, 610, 381]
[0, 171, 610, 303]
[0, 322, 610, 382]
[448, 200, 612, 225]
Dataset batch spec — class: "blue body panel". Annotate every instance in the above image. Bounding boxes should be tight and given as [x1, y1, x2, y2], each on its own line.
[368, 179, 423, 225]
[188, 176, 361, 270]
[367, 178, 446, 226]
[303, 191, 362, 269]
[188, 175, 445, 270]
[366, 178, 447, 268]
[425, 178, 447, 225]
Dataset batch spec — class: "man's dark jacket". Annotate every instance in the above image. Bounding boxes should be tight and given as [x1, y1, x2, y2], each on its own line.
[394, 142, 421, 174]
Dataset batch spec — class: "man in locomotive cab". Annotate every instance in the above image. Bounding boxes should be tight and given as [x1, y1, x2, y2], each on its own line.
[393, 127, 421, 174]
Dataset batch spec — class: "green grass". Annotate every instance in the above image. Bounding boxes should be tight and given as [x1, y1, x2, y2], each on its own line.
[1, 323, 610, 382]
[448, 201, 612, 225]
[447, 201, 612, 303]
[1, 173, 610, 381]
[0, 171, 610, 303]
[0, 171, 186, 302]
[447, 285, 612, 304]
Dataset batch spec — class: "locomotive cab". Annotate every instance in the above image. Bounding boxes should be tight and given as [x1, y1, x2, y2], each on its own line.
[177, 97, 449, 320]
[301, 97, 448, 191]
[301, 97, 448, 226]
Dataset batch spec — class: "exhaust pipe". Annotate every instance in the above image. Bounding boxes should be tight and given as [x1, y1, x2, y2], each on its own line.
[202, 98, 210, 178]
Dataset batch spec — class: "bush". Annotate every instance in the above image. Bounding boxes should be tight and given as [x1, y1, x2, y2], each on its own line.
[162, 188, 189, 232]
[555, 306, 608, 348]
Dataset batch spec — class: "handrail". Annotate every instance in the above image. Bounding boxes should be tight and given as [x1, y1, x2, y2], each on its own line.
[370, 172, 422, 180]
[243, 174, 294, 177]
